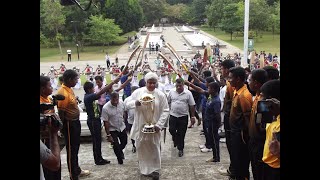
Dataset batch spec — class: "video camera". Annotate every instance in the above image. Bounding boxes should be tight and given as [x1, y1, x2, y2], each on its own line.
[256, 100, 274, 124]
[40, 94, 65, 129]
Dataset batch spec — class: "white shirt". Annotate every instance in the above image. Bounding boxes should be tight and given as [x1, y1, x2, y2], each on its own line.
[219, 85, 226, 111]
[167, 88, 195, 117]
[101, 101, 126, 132]
[67, 49, 71, 54]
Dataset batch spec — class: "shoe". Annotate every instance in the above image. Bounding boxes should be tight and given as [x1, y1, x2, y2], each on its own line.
[219, 131, 225, 138]
[79, 169, 90, 177]
[132, 146, 136, 153]
[206, 157, 220, 162]
[218, 167, 232, 176]
[95, 159, 111, 165]
[199, 144, 206, 149]
[151, 171, 160, 180]
[178, 150, 183, 157]
[200, 147, 212, 153]
[206, 157, 215, 162]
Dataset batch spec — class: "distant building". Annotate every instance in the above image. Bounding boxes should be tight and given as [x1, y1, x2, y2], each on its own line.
[160, 18, 169, 24]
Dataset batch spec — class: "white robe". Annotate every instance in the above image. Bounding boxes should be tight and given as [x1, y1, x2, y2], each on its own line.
[127, 87, 169, 175]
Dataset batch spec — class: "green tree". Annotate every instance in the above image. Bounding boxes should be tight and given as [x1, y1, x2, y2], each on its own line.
[220, 3, 242, 40]
[139, 0, 165, 24]
[166, 0, 192, 5]
[181, 6, 194, 24]
[62, 5, 100, 49]
[205, 0, 232, 31]
[87, 15, 122, 50]
[164, 3, 189, 23]
[248, 0, 271, 39]
[268, 2, 280, 39]
[42, 0, 66, 58]
[105, 0, 143, 33]
[188, 0, 211, 24]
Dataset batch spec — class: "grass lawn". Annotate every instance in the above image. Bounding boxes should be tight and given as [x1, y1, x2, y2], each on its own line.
[41, 31, 138, 62]
[40, 45, 121, 62]
[199, 27, 280, 55]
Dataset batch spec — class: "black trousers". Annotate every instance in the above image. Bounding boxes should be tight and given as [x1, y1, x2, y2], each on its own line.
[42, 138, 61, 180]
[87, 118, 103, 163]
[230, 131, 250, 180]
[207, 121, 220, 161]
[106, 60, 110, 68]
[249, 139, 265, 180]
[169, 115, 188, 150]
[68, 54, 71, 62]
[202, 109, 211, 148]
[224, 112, 235, 174]
[262, 162, 280, 180]
[62, 120, 81, 180]
[110, 130, 128, 160]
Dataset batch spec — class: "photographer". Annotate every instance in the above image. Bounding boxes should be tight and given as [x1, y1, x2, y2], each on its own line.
[40, 75, 61, 180]
[259, 79, 280, 180]
[247, 69, 268, 180]
[40, 118, 61, 180]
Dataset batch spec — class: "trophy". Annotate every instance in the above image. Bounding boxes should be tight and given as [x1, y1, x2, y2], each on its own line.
[139, 93, 156, 133]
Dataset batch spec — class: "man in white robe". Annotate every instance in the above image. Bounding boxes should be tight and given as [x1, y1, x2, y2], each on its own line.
[127, 72, 169, 179]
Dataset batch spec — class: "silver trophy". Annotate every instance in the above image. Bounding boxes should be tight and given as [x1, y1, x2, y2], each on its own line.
[139, 93, 156, 133]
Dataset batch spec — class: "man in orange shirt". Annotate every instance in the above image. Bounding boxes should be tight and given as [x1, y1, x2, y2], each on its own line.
[247, 69, 268, 180]
[40, 75, 61, 180]
[57, 70, 90, 180]
[228, 67, 253, 180]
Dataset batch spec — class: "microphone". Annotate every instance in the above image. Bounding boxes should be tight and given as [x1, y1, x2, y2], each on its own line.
[52, 94, 65, 101]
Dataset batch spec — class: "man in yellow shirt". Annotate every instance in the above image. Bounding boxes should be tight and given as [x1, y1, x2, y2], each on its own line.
[228, 67, 253, 180]
[57, 70, 90, 180]
[260, 80, 280, 180]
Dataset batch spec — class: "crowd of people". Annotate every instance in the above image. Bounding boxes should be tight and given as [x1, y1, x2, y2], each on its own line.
[40, 47, 280, 180]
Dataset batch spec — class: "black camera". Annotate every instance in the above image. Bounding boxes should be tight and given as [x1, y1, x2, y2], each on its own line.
[40, 95, 64, 129]
[256, 100, 274, 124]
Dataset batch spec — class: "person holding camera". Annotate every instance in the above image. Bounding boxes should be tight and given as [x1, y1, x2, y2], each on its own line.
[83, 75, 121, 165]
[40, 118, 61, 180]
[260, 80, 280, 180]
[247, 69, 268, 180]
[57, 69, 90, 180]
[40, 75, 61, 180]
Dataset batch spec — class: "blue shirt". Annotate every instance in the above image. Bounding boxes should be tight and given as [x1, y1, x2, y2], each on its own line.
[105, 94, 111, 103]
[84, 93, 100, 120]
[194, 81, 207, 110]
[121, 74, 131, 96]
[205, 95, 221, 125]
